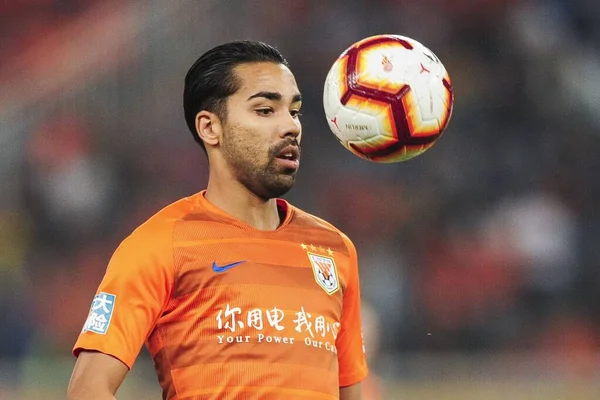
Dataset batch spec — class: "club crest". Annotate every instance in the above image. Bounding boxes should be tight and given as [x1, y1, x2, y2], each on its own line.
[307, 252, 340, 295]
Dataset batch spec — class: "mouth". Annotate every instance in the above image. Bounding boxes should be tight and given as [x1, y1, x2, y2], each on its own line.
[274, 145, 300, 170]
[276, 145, 300, 161]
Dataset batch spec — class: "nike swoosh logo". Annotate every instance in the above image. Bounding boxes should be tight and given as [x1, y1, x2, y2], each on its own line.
[212, 260, 246, 273]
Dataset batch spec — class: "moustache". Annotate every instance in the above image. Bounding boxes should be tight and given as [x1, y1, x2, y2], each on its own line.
[270, 139, 301, 158]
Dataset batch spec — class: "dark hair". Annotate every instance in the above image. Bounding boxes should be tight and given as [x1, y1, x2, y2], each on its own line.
[183, 40, 290, 151]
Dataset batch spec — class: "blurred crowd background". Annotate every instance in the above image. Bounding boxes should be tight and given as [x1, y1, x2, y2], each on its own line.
[1, 0, 600, 398]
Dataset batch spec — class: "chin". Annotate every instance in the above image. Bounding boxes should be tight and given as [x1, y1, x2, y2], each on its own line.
[258, 176, 296, 200]
[266, 182, 294, 199]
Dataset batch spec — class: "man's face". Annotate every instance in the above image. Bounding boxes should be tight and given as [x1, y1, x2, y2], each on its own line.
[219, 62, 303, 200]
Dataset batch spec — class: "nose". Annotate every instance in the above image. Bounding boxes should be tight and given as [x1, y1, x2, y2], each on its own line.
[279, 113, 301, 142]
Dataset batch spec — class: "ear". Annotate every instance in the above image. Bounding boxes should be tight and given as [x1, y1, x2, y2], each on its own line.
[195, 110, 222, 148]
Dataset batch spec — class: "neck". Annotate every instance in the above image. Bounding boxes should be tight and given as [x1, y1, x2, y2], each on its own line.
[204, 174, 282, 231]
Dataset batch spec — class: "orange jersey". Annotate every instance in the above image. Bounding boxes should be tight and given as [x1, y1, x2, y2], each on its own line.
[73, 191, 368, 399]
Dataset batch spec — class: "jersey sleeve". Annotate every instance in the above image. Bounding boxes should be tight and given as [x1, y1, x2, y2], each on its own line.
[72, 221, 175, 369]
[336, 233, 369, 387]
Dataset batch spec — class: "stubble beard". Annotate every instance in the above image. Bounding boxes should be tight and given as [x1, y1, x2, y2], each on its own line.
[221, 125, 298, 201]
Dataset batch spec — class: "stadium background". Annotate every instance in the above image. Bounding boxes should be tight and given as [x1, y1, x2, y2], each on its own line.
[1, 0, 600, 398]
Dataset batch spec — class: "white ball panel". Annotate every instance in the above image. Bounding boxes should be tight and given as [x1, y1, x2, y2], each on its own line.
[323, 59, 344, 120]
[333, 106, 380, 144]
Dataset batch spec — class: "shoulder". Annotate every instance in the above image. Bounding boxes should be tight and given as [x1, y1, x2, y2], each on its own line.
[289, 203, 339, 232]
[117, 194, 199, 254]
[289, 203, 357, 253]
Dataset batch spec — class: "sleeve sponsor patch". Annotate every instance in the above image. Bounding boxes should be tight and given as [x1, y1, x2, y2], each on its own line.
[82, 292, 116, 335]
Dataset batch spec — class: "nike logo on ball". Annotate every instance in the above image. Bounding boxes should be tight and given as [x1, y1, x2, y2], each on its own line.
[212, 260, 246, 273]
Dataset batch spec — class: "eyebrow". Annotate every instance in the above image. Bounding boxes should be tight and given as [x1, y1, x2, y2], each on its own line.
[247, 91, 302, 103]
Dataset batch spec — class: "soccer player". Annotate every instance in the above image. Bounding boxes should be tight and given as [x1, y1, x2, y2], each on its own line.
[67, 40, 368, 400]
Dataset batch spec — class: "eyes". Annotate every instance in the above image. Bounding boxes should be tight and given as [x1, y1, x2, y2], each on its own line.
[255, 107, 302, 118]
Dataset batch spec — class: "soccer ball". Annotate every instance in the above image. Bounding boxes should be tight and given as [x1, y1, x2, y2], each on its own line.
[323, 34, 454, 163]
